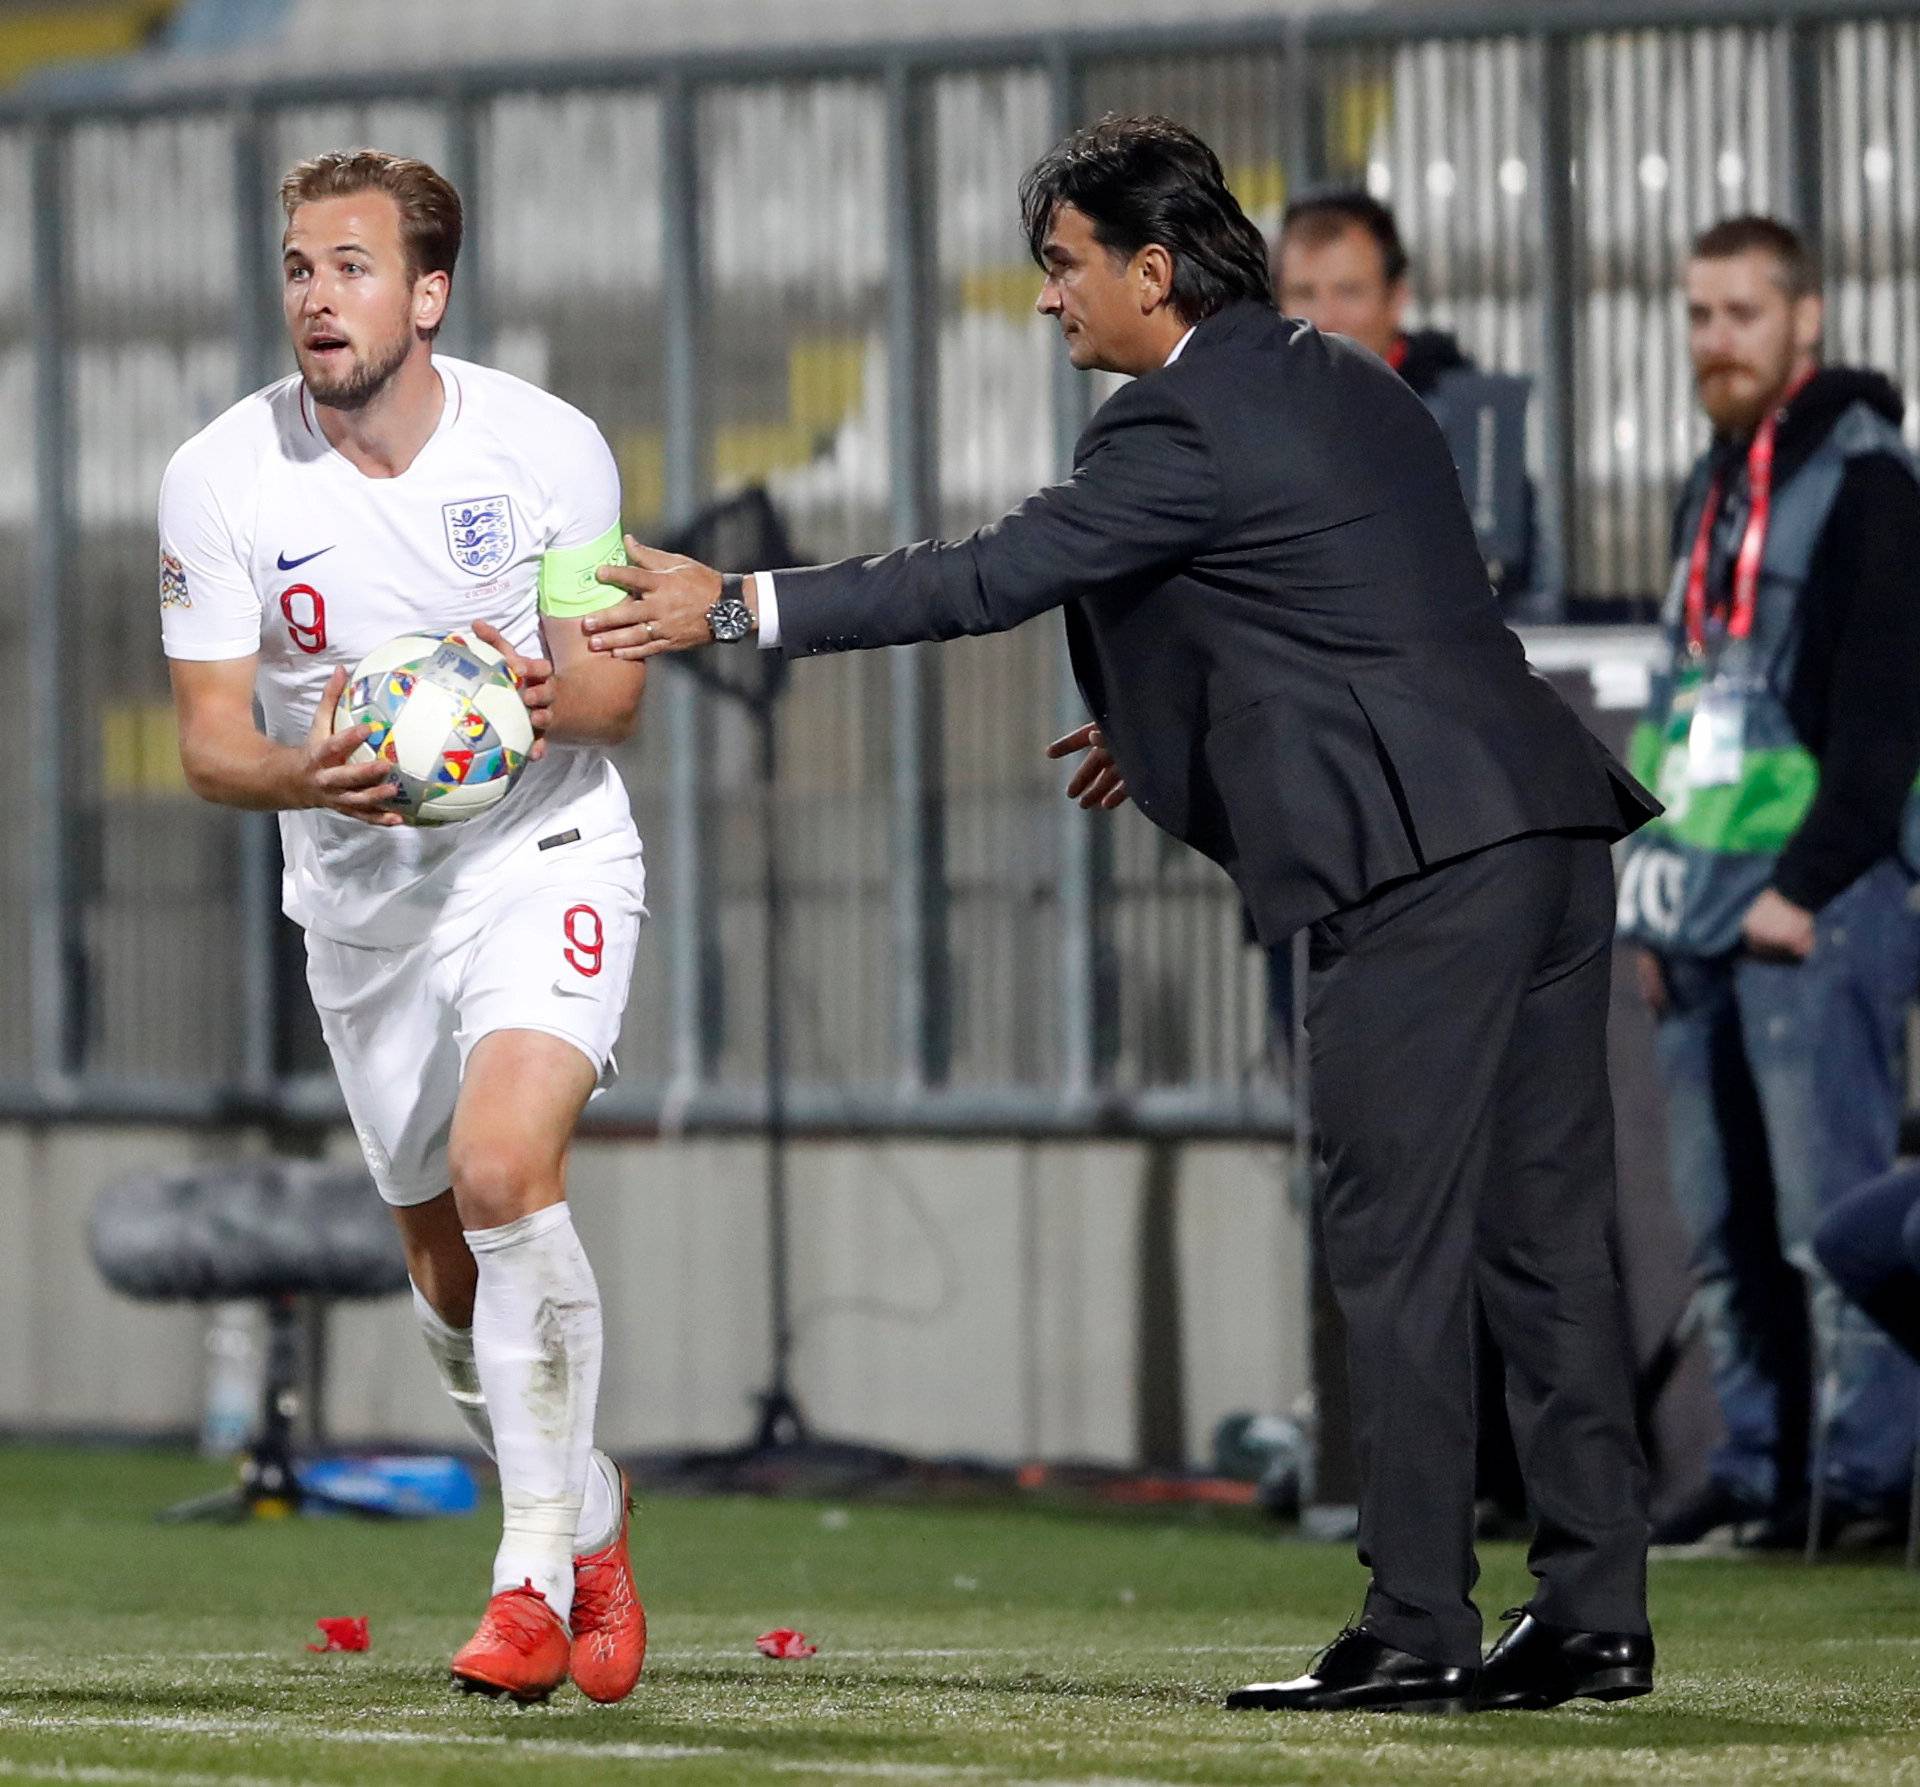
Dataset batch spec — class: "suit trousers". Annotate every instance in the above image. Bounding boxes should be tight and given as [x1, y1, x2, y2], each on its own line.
[1307, 830, 1650, 1667]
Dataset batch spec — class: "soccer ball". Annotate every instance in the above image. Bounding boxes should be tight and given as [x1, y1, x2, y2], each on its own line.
[332, 630, 534, 825]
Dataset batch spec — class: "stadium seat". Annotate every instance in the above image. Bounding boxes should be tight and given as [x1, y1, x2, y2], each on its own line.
[90, 1161, 410, 1521]
[0, 0, 177, 90]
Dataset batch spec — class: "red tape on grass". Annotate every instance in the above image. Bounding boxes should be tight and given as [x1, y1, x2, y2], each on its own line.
[755, 1628, 818, 1659]
[306, 1616, 370, 1653]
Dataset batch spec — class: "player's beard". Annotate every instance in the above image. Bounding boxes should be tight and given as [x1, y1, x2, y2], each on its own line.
[301, 324, 415, 413]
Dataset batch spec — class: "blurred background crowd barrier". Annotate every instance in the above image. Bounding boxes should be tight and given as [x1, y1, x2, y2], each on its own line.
[0, 0, 1914, 1476]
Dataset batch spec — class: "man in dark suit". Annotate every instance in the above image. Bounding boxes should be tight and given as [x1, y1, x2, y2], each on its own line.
[585, 115, 1658, 1715]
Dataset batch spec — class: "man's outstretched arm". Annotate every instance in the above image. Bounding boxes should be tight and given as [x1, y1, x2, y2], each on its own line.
[583, 375, 1217, 662]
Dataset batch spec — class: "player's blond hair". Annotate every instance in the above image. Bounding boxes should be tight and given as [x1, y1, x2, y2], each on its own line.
[279, 148, 464, 286]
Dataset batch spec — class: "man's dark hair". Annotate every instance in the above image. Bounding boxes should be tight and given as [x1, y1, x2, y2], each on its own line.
[1019, 114, 1274, 323]
[1279, 190, 1409, 286]
[1691, 214, 1821, 300]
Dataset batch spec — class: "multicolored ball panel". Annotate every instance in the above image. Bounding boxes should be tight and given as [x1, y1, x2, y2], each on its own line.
[330, 629, 535, 826]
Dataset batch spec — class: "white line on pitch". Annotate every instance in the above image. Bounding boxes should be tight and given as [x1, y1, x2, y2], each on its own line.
[0, 1714, 992, 1779]
[0, 1713, 1242, 1785]
[0, 1761, 322, 1787]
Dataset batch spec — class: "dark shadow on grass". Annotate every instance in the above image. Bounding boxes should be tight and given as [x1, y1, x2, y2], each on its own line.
[0, 1685, 269, 1717]
[1387, 1704, 1874, 1753]
[663, 1660, 1208, 1707]
[648, 1665, 1883, 1752]
[0, 1673, 424, 1719]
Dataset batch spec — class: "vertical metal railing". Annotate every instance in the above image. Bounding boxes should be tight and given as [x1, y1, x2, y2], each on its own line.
[1535, 32, 1580, 602]
[1280, 21, 1320, 194]
[660, 75, 709, 1102]
[885, 60, 948, 1091]
[28, 121, 77, 1098]
[230, 107, 280, 1099]
[1046, 45, 1105, 1109]
[439, 93, 488, 366]
[1786, 18, 1827, 240]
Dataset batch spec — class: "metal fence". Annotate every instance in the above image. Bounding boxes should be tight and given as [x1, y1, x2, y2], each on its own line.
[4, 1, 1918, 1133]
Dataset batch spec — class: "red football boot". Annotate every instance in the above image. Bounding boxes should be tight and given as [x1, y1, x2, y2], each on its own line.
[450, 1580, 570, 1704]
[570, 1461, 647, 1703]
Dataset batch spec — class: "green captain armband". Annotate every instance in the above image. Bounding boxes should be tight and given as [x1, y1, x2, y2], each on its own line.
[538, 523, 627, 617]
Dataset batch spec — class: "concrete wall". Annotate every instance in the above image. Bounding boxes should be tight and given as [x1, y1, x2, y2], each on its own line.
[0, 1124, 219, 1435]
[2, 1124, 1306, 1470]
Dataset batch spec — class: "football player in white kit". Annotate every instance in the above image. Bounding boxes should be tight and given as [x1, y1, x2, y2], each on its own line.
[160, 150, 648, 1705]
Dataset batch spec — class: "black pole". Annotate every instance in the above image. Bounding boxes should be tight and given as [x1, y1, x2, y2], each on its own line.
[660, 489, 836, 1467]
[752, 667, 807, 1447]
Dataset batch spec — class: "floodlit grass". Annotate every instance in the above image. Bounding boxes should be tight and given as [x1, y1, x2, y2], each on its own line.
[0, 1444, 1916, 1784]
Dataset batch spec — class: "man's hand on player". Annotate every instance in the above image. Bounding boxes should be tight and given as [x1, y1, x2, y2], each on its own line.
[471, 620, 553, 761]
[298, 668, 405, 826]
[1046, 722, 1131, 810]
[585, 538, 724, 660]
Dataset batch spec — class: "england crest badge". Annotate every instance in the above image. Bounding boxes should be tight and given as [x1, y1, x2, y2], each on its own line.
[442, 495, 515, 577]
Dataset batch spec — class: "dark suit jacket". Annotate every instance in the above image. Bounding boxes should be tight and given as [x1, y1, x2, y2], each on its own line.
[772, 299, 1657, 943]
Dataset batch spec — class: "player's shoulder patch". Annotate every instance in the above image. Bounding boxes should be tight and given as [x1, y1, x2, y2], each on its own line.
[159, 547, 191, 610]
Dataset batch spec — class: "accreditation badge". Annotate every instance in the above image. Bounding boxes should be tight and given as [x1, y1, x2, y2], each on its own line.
[1685, 678, 1751, 789]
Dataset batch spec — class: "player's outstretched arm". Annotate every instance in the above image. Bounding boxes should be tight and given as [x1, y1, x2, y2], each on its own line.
[169, 656, 403, 826]
[537, 615, 647, 748]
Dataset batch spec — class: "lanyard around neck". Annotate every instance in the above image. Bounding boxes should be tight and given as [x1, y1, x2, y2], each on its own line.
[1683, 369, 1814, 656]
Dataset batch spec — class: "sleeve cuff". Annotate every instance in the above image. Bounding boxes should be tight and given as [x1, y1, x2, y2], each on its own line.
[161, 636, 263, 662]
[752, 571, 781, 648]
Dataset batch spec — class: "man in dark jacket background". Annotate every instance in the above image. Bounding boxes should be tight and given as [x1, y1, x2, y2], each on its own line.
[1275, 190, 1532, 600]
[589, 114, 1658, 1715]
[1618, 215, 1920, 1549]
[1273, 189, 1470, 396]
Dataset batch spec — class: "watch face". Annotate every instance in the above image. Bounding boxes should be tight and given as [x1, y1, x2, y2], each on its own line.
[709, 597, 753, 643]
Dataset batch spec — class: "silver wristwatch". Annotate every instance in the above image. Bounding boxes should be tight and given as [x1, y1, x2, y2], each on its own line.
[706, 574, 756, 643]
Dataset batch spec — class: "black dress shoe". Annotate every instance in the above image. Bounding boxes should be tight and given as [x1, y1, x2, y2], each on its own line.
[1476, 1610, 1654, 1710]
[1226, 1626, 1478, 1714]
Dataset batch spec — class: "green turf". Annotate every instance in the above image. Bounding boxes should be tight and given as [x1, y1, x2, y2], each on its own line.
[0, 1445, 1916, 1785]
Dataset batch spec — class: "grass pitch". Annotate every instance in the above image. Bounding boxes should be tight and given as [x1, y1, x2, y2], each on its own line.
[0, 1446, 1915, 1785]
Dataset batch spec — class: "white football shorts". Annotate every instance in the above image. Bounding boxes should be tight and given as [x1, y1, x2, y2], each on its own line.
[306, 833, 646, 1207]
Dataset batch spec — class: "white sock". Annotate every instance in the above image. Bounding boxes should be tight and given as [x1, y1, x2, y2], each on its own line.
[576, 1447, 623, 1555]
[412, 1284, 496, 1456]
[410, 1283, 620, 1554]
[464, 1204, 603, 1624]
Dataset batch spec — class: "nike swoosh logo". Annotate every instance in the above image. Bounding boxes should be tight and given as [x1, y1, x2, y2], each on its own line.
[277, 546, 334, 571]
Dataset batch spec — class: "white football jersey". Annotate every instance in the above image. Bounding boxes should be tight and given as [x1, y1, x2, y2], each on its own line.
[159, 356, 641, 947]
